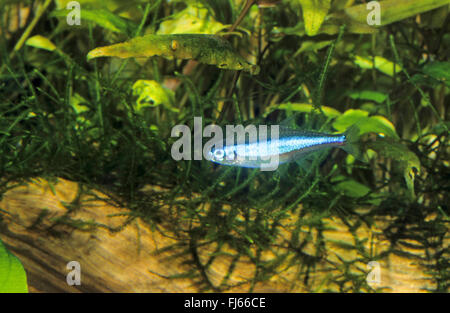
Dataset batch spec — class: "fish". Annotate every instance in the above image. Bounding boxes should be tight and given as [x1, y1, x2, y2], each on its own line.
[206, 125, 360, 169]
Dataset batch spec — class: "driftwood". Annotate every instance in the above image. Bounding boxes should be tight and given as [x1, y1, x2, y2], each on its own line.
[0, 178, 440, 292]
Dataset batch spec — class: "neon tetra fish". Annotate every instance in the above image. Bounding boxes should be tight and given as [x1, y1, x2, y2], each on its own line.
[207, 125, 360, 170]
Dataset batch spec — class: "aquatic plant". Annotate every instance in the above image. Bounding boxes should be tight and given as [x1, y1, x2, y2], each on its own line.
[0, 0, 448, 292]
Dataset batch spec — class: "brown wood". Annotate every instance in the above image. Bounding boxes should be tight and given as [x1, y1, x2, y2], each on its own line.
[0, 178, 440, 292]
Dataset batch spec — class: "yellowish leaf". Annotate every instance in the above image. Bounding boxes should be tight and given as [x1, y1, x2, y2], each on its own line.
[87, 34, 260, 74]
[298, 0, 332, 36]
[265, 102, 341, 118]
[354, 56, 402, 77]
[132, 80, 178, 112]
[157, 4, 226, 35]
[25, 35, 56, 51]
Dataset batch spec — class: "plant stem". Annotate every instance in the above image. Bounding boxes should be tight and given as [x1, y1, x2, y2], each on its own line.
[1, 0, 52, 75]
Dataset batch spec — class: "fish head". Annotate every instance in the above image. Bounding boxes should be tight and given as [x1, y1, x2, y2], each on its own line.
[208, 145, 241, 166]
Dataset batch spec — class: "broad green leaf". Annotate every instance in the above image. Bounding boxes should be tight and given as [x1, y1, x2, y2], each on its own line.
[87, 34, 260, 74]
[132, 80, 178, 112]
[410, 74, 441, 88]
[319, 14, 378, 34]
[50, 8, 137, 35]
[157, 4, 226, 35]
[366, 115, 398, 138]
[277, 0, 450, 36]
[25, 35, 56, 51]
[368, 138, 421, 198]
[272, 16, 376, 37]
[422, 61, 450, 86]
[332, 175, 371, 198]
[0, 239, 28, 293]
[354, 56, 402, 77]
[332, 108, 368, 129]
[264, 102, 341, 118]
[297, 0, 332, 36]
[332, 109, 398, 138]
[331, 0, 355, 11]
[419, 5, 449, 29]
[349, 90, 388, 104]
[343, 0, 450, 27]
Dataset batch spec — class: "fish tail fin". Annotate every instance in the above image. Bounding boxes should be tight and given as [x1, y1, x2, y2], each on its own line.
[341, 125, 366, 162]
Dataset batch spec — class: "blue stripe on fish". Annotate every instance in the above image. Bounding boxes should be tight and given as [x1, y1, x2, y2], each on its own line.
[207, 126, 355, 169]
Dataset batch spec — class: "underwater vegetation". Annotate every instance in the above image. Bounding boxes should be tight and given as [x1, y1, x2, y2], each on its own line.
[0, 0, 449, 292]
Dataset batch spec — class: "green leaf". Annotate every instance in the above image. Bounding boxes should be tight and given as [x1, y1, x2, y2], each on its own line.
[319, 15, 378, 35]
[410, 74, 441, 88]
[332, 109, 398, 139]
[354, 55, 402, 77]
[157, 4, 226, 35]
[349, 90, 388, 104]
[50, 8, 137, 35]
[422, 61, 450, 86]
[70, 93, 90, 115]
[332, 176, 371, 198]
[368, 138, 421, 199]
[343, 0, 450, 27]
[132, 80, 178, 112]
[297, 0, 332, 36]
[264, 102, 341, 118]
[25, 35, 56, 51]
[87, 34, 260, 74]
[0, 239, 28, 293]
[332, 108, 368, 128]
[296, 40, 333, 54]
[275, 0, 450, 36]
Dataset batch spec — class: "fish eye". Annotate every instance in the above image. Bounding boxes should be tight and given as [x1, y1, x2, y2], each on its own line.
[213, 148, 225, 160]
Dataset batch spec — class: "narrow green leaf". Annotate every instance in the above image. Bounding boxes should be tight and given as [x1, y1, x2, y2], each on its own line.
[87, 34, 260, 75]
[0, 239, 28, 293]
[264, 102, 341, 118]
[349, 90, 388, 104]
[354, 55, 402, 77]
[297, 40, 333, 54]
[25, 35, 56, 51]
[50, 8, 137, 35]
